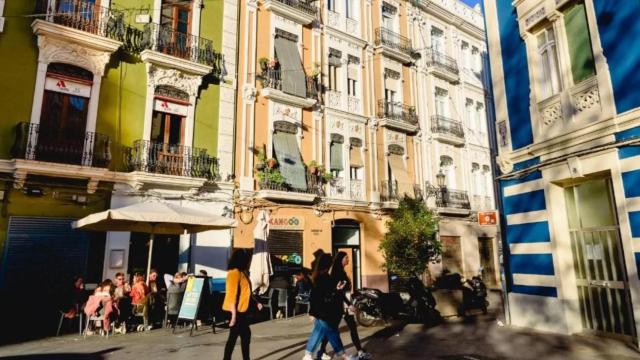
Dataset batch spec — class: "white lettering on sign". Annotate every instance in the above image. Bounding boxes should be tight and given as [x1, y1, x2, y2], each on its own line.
[268, 216, 305, 230]
[154, 99, 189, 116]
[45, 77, 91, 97]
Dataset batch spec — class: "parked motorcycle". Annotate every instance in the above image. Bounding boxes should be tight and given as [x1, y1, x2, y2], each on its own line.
[460, 272, 489, 316]
[353, 276, 440, 327]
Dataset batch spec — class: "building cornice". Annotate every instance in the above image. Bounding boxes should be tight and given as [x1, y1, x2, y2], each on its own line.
[141, 50, 212, 76]
[324, 26, 368, 49]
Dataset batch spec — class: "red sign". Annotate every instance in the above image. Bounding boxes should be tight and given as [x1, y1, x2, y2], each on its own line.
[478, 211, 497, 226]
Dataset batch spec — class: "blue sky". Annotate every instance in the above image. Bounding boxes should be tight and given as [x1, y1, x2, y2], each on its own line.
[461, 0, 481, 8]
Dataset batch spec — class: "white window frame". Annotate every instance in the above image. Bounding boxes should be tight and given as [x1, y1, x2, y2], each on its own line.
[535, 26, 562, 100]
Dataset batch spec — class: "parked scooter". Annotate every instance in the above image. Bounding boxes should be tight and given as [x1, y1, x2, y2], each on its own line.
[460, 270, 489, 315]
[353, 276, 440, 327]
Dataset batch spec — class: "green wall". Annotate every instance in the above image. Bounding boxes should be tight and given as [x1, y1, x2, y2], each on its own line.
[0, 1, 38, 159]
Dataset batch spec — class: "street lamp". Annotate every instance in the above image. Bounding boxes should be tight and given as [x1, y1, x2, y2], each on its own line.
[424, 170, 446, 199]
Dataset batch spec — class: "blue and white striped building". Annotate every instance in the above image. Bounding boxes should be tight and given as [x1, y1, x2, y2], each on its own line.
[484, 0, 640, 341]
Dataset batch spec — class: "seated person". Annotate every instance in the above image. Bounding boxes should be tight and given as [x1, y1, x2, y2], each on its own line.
[293, 269, 312, 301]
[166, 272, 187, 326]
[84, 280, 115, 334]
[61, 276, 87, 319]
[148, 269, 166, 326]
[130, 273, 151, 329]
[113, 273, 131, 333]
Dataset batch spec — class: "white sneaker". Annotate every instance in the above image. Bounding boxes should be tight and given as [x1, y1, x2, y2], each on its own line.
[358, 351, 372, 359]
[302, 353, 314, 360]
[321, 354, 332, 360]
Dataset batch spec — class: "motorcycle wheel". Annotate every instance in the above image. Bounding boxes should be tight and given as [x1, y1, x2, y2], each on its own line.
[355, 303, 378, 327]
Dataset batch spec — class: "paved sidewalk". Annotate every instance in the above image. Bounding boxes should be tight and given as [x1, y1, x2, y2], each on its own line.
[0, 314, 638, 359]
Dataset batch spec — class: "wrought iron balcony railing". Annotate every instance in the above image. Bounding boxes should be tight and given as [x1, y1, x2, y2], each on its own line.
[381, 180, 399, 202]
[375, 28, 413, 56]
[424, 48, 459, 75]
[378, 100, 419, 125]
[436, 188, 471, 209]
[35, 0, 222, 72]
[35, 0, 123, 38]
[273, 0, 318, 16]
[431, 115, 464, 138]
[122, 140, 219, 180]
[11, 122, 111, 168]
[260, 68, 319, 99]
[142, 22, 221, 69]
[259, 170, 325, 196]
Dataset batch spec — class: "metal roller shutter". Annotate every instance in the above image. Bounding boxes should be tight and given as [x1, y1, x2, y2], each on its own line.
[267, 230, 303, 276]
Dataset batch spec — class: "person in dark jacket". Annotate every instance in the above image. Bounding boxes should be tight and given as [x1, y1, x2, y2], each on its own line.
[302, 254, 355, 360]
[317, 251, 372, 359]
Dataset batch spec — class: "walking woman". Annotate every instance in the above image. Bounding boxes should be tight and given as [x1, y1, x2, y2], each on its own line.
[317, 251, 372, 359]
[303, 253, 356, 360]
[223, 249, 262, 360]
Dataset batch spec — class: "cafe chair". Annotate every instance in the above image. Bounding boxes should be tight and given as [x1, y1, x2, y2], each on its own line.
[257, 288, 275, 320]
[293, 293, 310, 316]
[276, 289, 289, 319]
[83, 313, 111, 339]
[57, 305, 83, 336]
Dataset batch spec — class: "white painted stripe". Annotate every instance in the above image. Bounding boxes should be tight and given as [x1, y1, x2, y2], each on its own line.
[512, 274, 557, 288]
[510, 242, 552, 255]
[620, 157, 640, 173]
[633, 240, 640, 253]
[507, 210, 548, 225]
[626, 197, 640, 213]
[503, 179, 545, 197]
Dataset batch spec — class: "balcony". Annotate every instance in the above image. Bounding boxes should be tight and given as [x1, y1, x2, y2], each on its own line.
[350, 179, 364, 200]
[374, 28, 415, 64]
[436, 188, 471, 215]
[377, 100, 419, 132]
[264, 0, 318, 25]
[329, 177, 346, 198]
[139, 23, 222, 75]
[380, 180, 399, 204]
[122, 140, 219, 181]
[257, 171, 324, 203]
[326, 10, 360, 38]
[12, 122, 111, 168]
[424, 48, 460, 83]
[259, 68, 318, 108]
[431, 115, 465, 146]
[32, 0, 123, 57]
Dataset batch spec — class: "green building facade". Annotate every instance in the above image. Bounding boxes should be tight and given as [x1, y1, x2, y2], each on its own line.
[0, 0, 238, 340]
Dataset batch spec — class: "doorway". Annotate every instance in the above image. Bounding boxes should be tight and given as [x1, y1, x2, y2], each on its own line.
[565, 178, 635, 336]
[478, 237, 497, 287]
[150, 111, 186, 175]
[128, 233, 179, 279]
[332, 220, 362, 290]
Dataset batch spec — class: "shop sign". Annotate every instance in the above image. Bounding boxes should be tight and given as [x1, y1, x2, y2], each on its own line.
[45, 77, 91, 97]
[478, 211, 497, 226]
[268, 216, 304, 230]
[154, 99, 189, 116]
[272, 252, 303, 273]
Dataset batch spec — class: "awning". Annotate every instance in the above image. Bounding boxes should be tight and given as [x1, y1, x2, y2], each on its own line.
[388, 153, 413, 198]
[275, 37, 307, 98]
[273, 131, 307, 190]
[330, 141, 344, 171]
[349, 146, 363, 168]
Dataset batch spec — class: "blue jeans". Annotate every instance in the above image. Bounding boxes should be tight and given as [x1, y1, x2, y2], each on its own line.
[306, 319, 345, 355]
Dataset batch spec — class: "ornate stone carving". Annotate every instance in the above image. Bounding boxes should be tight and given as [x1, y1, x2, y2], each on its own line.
[496, 155, 513, 174]
[346, 18, 358, 36]
[147, 65, 202, 98]
[327, 10, 341, 28]
[540, 101, 562, 126]
[385, 129, 406, 147]
[87, 179, 99, 194]
[574, 86, 600, 112]
[38, 36, 112, 75]
[327, 90, 343, 109]
[347, 96, 360, 113]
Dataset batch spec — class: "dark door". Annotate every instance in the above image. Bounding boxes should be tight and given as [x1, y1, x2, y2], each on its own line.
[38, 91, 89, 165]
[478, 237, 497, 287]
[128, 233, 180, 279]
[441, 235, 463, 275]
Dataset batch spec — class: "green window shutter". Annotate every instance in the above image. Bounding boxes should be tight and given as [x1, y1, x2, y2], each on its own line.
[274, 37, 307, 98]
[330, 142, 344, 171]
[273, 131, 307, 190]
[564, 2, 595, 83]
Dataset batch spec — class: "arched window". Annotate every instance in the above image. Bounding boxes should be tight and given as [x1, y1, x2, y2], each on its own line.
[440, 155, 456, 189]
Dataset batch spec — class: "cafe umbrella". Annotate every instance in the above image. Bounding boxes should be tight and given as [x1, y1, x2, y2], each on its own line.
[249, 209, 272, 295]
[72, 202, 237, 282]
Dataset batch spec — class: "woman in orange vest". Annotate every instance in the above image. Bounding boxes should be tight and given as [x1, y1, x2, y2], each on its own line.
[223, 249, 262, 360]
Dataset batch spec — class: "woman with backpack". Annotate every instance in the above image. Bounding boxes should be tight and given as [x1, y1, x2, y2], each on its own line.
[223, 249, 262, 360]
[303, 253, 357, 360]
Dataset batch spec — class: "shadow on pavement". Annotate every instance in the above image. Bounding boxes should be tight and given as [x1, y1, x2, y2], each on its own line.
[0, 347, 122, 360]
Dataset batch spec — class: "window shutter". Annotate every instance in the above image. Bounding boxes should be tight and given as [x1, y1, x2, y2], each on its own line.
[563, 2, 595, 83]
[274, 37, 307, 98]
[273, 131, 307, 190]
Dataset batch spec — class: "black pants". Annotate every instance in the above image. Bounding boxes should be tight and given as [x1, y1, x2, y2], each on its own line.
[223, 312, 251, 360]
[320, 313, 362, 354]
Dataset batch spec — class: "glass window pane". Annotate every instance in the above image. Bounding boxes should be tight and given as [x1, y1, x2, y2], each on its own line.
[563, 2, 596, 83]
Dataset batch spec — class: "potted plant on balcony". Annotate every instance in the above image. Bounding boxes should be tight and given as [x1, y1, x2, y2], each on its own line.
[311, 62, 321, 78]
[322, 170, 333, 183]
[255, 147, 267, 171]
[307, 160, 320, 174]
[259, 57, 269, 72]
[267, 158, 278, 169]
[257, 168, 286, 186]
